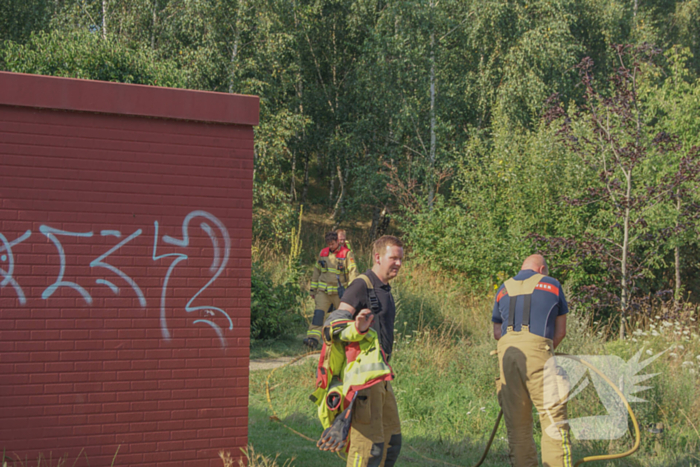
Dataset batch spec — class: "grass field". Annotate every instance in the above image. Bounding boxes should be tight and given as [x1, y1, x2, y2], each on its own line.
[249, 235, 700, 467]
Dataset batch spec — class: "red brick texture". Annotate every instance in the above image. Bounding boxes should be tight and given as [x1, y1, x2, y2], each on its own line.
[0, 72, 257, 466]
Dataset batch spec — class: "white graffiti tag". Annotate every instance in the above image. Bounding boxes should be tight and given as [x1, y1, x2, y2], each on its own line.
[91, 229, 147, 307]
[0, 230, 32, 305]
[154, 211, 233, 347]
[1, 210, 234, 347]
[40, 226, 94, 304]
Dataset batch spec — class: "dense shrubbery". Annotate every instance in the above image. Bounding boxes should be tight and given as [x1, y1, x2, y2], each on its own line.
[403, 47, 700, 333]
[250, 261, 305, 341]
[1, 29, 187, 86]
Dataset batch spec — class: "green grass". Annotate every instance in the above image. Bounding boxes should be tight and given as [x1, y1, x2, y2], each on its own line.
[248, 259, 700, 467]
[250, 213, 700, 466]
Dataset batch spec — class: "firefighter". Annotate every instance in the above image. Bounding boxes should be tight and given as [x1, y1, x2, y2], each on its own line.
[323, 235, 404, 467]
[305, 231, 358, 349]
[492, 254, 571, 467]
[336, 228, 351, 252]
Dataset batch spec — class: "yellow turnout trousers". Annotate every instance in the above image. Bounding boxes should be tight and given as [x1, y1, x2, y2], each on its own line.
[497, 329, 572, 467]
[307, 291, 341, 342]
[346, 381, 401, 467]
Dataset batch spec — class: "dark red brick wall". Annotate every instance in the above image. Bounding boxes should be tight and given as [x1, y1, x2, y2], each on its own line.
[0, 73, 256, 466]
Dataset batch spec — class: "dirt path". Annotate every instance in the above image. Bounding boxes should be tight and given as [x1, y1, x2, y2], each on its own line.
[249, 354, 318, 372]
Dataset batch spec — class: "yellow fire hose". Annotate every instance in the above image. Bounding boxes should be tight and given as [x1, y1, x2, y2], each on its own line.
[264, 351, 641, 466]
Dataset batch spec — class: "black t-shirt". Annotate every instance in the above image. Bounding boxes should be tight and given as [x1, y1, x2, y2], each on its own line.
[340, 269, 396, 361]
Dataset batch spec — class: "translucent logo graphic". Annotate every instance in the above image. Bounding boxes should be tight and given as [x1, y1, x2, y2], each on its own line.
[542, 349, 664, 440]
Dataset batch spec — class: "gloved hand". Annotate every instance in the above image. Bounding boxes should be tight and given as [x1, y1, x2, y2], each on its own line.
[317, 405, 353, 452]
[303, 337, 319, 349]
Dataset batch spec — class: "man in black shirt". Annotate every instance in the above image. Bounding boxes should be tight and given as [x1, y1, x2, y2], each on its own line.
[333, 235, 404, 467]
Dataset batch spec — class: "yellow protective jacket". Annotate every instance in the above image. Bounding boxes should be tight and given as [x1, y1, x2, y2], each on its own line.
[309, 305, 394, 429]
[310, 245, 358, 295]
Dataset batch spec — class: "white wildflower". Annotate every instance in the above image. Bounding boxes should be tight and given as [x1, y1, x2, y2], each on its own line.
[696, 355, 700, 361]
[679, 345, 685, 350]
[651, 331, 660, 337]
[631, 338, 638, 342]
[681, 361, 694, 367]
[670, 353, 678, 358]
[663, 321, 673, 327]
[649, 324, 656, 330]
[655, 315, 661, 319]
[646, 349, 653, 356]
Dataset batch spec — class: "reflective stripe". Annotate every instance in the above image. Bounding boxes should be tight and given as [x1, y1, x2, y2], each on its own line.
[560, 429, 572, 467]
[344, 362, 391, 380]
[354, 453, 362, 467]
[307, 329, 322, 338]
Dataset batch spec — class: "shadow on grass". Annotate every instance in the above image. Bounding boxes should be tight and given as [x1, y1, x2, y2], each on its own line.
[248, 405, 515, 467]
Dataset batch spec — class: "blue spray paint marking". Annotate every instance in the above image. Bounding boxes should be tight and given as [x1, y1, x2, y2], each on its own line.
[200, 222, 220, 272]
[152, 221, 188, 340]
[91, 229, 146, 307]
[96, 279, 119, 294]
[0, 230, 32, 305]
[100, 230, 122, 238]
[161, 211, 233, 346]
[40, 226, 94, 304]
[1, 255, 6, 262]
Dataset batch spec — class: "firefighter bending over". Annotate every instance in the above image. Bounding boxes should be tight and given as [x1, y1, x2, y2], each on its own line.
[305, 231, 358, 349]
[493, 254, 572, 467]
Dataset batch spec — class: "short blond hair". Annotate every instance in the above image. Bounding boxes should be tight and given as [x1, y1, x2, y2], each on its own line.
[336, 229, 347, 235]
[372, 235, 404, 255]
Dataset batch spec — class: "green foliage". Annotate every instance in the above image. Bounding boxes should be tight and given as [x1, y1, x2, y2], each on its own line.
[250, 262, 304, 341]
[1, 29, 186, 86]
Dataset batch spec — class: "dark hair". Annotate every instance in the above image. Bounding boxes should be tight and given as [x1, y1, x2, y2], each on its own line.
[372, 235, 403, 255]
[325, 231, 338, 243]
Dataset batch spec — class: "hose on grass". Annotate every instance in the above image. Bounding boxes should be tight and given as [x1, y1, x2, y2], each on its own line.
[264, 351, 640, 466]
[555, 353, 641, 466]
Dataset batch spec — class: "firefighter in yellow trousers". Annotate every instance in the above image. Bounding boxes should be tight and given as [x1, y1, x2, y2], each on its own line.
[305, 231, 358, 349]
[493, 254, 572, 467]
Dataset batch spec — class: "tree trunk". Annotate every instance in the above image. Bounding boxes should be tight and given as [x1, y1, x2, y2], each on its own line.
[331, 164, 345, 220]
[228, 33, 240, 94]
[228, 1, 244, 94]
[620, 175, 632, 339]
[102, 0, 107, 39]
[301, 153, 310, 203]
[290, 152, 297, 201]
[675, 193, 682, 304]
[427, 1, 437, 209]
[377, 209, 390, 237]
[151, 0, 157, 49]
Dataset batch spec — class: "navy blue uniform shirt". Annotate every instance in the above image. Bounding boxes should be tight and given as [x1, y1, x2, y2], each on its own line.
[492, 270, 569, 340]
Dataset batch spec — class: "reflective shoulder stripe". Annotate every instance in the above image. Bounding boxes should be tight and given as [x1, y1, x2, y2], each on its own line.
[535, 281, 560, 296]
[496, 288, 508, 303]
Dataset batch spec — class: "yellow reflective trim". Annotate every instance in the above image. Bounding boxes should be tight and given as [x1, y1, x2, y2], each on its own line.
[354, 453, 361, 467]
[307, 329, 322, 338]
[560, 429, 572, 467]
